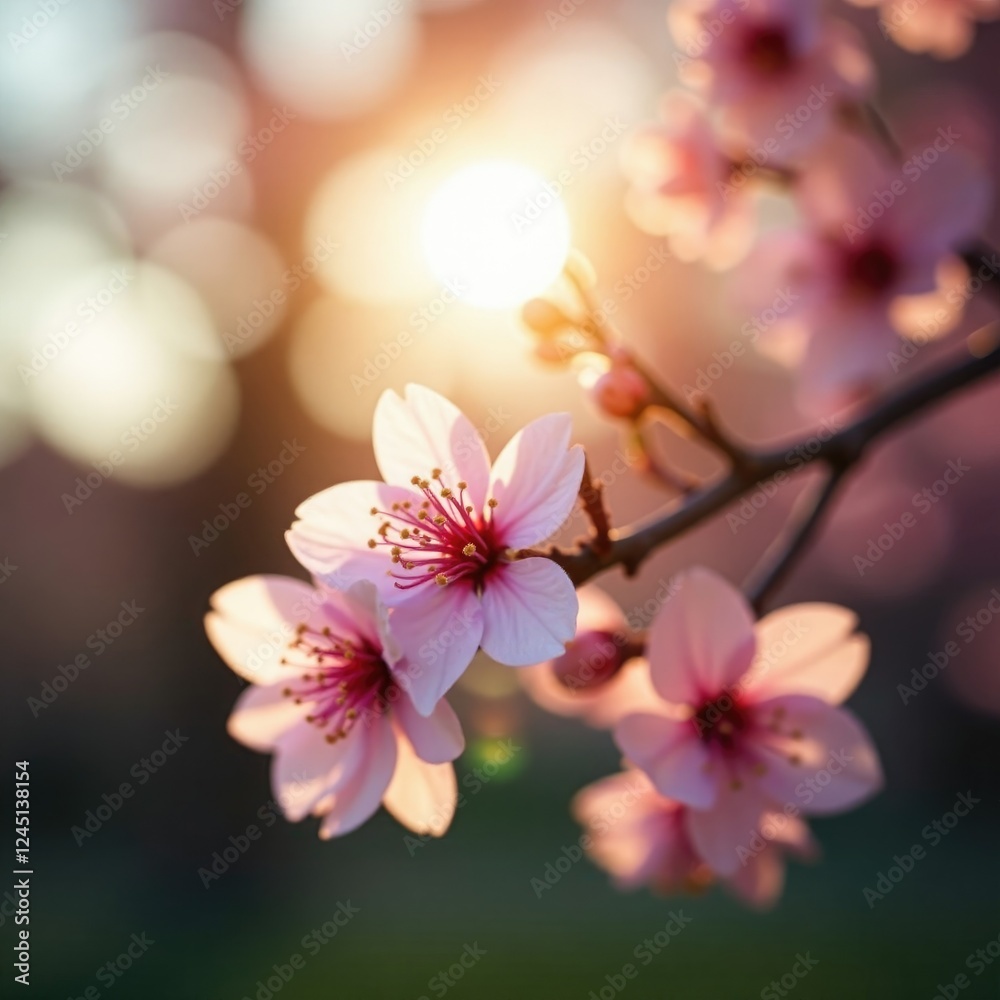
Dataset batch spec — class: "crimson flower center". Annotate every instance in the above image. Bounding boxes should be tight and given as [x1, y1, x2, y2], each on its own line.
[282, 623, 393, 744]
[368, 470, 502, 592]
[692, 694, 748, 751]
[742, 25, 795, 77]
[842, 241, 900, 299]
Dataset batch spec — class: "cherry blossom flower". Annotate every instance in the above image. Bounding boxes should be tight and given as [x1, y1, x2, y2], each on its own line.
[736, 131, 991, 409]
[519, 585, 659, 728]
[613, 567, 882, 877]
[205, 574, 464, 839]
[572, 770, 818, 909]
[668, 0, 873, 159]
[848, 0, 1000, 60]
[287, 384, 585, 715]
[623, 90, 757, 266]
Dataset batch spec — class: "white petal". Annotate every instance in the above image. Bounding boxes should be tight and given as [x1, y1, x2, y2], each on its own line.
[373, 385, 491, 508]
[227, 682, 308, 751]
[488, 413, 585, 548]
[286, 480, 415, 599]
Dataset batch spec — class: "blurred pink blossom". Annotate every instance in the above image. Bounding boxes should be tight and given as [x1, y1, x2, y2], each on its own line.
[573, 769, 818, 908]
[736, 132, 991, 409]
[847, 0, 1000, 59]
[205, 575, 463, 839]
[614, 567, 882, 876]
[622, 90, 756, 266]
[669, 0, 873, 159]
[287, 384, 584, 715]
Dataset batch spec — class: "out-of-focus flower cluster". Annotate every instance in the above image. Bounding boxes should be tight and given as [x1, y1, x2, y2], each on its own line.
[622, 0, 995, 411]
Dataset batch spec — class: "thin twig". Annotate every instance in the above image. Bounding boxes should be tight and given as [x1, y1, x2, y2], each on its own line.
[551, 328, 1000, 586]
[744, 465, 850, 613]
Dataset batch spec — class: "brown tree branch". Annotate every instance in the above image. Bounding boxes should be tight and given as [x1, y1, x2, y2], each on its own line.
[550, 327, 1000, 587]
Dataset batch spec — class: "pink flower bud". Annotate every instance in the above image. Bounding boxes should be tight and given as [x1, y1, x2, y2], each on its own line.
[551, 631, 627, 691]
[589, 363, 650, 419]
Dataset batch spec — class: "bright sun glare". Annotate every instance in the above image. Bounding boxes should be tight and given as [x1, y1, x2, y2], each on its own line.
[420, 160, 572, 309]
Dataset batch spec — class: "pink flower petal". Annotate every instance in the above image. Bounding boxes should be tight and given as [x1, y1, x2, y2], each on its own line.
[646, 568, 756, 705]
[572, 772, 686, 889]
[210, 575, 319, 633]
[286, 480, 416, 599]
[488, 413, 585, 549]
[318, 721, 399, 838]
[615, 713, 717, 808]
[227, 682, 308, 752]
[382, 726, 458, 836]
[744, 603, 870, 704]
[205, 614, 289, 686]
[480, 558, 578, 666]
[394, 693, 465, 764]
[372, 385, 491, 509]
[387, 583, 484, 715]
[270, 719, 370, 821]
[724, 845, 786, 910]
[752, 694, 884, 814]
[685, 778, 773, 877]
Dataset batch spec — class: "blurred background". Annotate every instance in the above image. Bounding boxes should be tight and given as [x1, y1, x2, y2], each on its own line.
[3, 0, 1000, 996]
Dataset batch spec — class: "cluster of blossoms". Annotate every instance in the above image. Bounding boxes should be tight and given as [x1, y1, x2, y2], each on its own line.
[623, 0, 994, 411]
[206, 387, 882, 908]
[204, 0, 995, 911]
